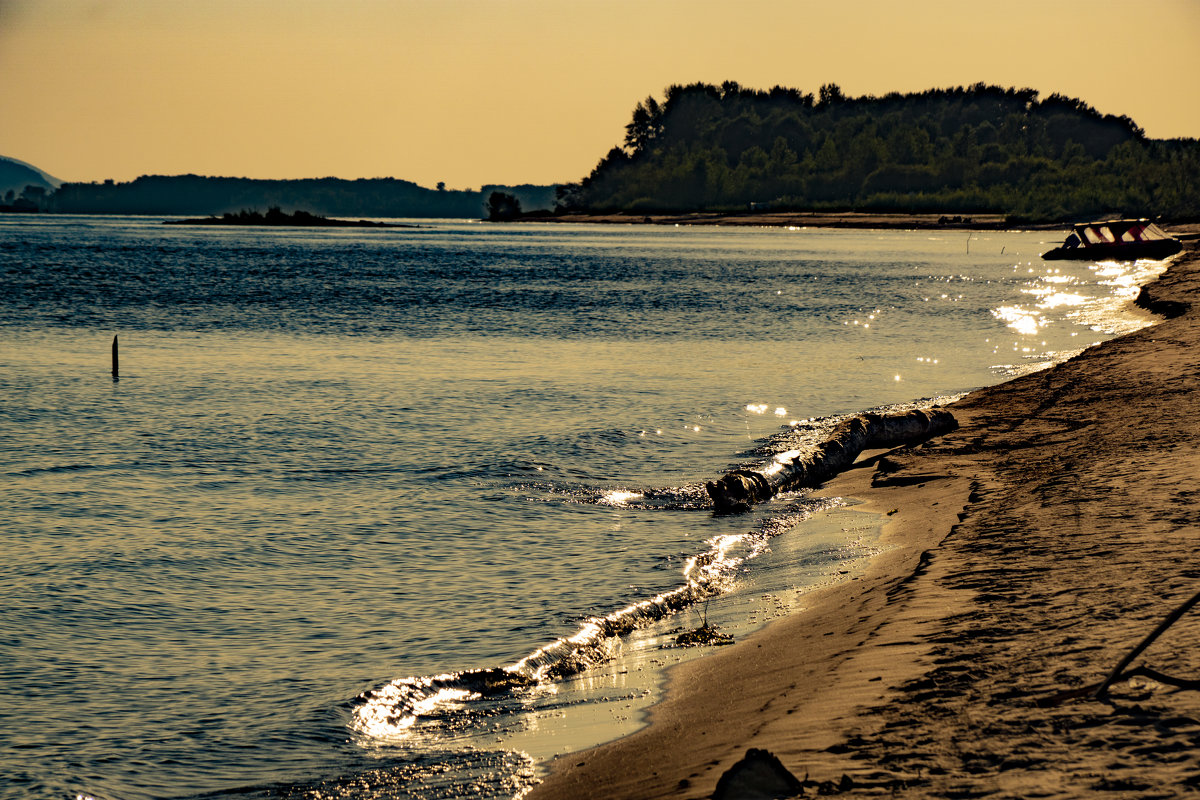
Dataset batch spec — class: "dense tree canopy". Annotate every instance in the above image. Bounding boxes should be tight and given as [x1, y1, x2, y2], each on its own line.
[558, 82, 1200, 222]
[485, 191, 522, 221]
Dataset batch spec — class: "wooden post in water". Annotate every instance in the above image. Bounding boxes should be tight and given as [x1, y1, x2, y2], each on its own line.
[112, 335, 119, 381]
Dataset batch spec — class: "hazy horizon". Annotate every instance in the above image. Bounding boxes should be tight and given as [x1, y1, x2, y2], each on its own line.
[3, 0, 1199, 190]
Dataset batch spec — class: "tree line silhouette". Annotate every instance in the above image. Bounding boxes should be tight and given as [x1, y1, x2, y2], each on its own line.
[40, 175, 556, 219]
[13, 83, 1198, 222]
[555, 82, 1200, 221]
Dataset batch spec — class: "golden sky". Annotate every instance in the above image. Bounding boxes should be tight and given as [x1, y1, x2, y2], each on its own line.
[2, 0, 1198, 189]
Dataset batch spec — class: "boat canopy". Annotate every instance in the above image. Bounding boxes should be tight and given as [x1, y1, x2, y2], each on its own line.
[1073, 219, 1171, 246]
[1043, 218, 1182, 260]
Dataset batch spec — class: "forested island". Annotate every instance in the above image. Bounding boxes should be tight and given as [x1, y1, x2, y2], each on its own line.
[553, 82, 1200, 223]
[163, 207, 413, 227]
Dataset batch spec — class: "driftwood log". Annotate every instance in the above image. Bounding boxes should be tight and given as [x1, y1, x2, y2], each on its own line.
[706, 408, 958, 512]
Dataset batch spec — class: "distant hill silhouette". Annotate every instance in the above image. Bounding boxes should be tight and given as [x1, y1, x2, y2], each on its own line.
[31, 174, 557, 219]
[0, 156, 62, 202]
[558, 82, 1200, 222]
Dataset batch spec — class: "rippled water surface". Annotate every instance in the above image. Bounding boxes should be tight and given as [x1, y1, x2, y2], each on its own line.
[0, 216, 1165, 799]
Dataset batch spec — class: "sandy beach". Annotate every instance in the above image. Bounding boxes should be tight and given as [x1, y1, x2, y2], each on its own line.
[530, 243, 1200, 799]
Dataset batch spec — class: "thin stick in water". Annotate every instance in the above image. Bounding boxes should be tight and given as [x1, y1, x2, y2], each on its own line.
[112, 335, 119, 381]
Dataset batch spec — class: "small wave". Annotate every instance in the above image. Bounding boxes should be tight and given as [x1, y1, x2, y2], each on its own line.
[352, 491, 840, 743]
[991, 352, 1079, 377]
[186, 750, 536, 800]
[510, 478, 711, 511]
[10, 462, 102, 477]
[279, 465, 413, 483]
[353, 400, 950, 747]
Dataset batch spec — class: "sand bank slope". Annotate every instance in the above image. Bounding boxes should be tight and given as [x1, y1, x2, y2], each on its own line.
[530, 246, 1200, 799]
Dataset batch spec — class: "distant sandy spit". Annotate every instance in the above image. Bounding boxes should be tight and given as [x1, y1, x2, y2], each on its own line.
[529, 244, 1200, 799]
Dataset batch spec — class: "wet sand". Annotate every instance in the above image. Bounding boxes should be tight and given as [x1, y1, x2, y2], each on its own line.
[530, 244, 1200, 799]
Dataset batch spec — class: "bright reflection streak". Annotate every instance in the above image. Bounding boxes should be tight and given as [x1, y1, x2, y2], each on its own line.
[599, 489, 642, 506]
[993, 305, 1042, 335]
[683, 534, 749, 586]
[763, 448, 801, 477]
[1040, 291, 1087, 309]
[991, 258, 1169, 352]
[354, 678, 480, 740]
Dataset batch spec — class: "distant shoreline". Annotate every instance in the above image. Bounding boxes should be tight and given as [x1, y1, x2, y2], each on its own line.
[162, 209, 416, 228]
[518, 210, 1200, 236]
[517, 210, 1059, 230]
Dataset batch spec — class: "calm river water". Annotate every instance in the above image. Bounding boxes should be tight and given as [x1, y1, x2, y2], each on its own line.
[0, 216, 1164, 799]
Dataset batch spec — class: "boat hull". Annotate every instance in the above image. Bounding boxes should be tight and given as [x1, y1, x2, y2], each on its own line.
[1042, 238, 1183, 261]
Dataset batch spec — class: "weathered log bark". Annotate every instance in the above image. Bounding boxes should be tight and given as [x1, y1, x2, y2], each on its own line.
[706, 408, 957, 511]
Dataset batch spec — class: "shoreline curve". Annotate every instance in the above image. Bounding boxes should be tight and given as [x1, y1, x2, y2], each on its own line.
[529, 243, 1200, 799]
